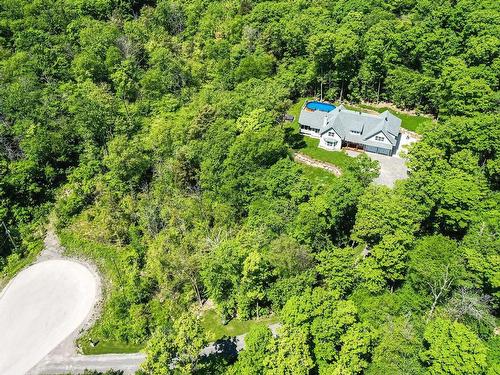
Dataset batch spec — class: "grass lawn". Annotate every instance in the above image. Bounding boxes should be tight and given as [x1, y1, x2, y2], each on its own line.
[297, 137, 353, 170]
[299, 163, 338, 185]
[286, 97, 354, 172]
[60, 229, 146, 355]
[79, 338, 143, 355]
[285, 96, 311, 138]
[286, 97, 430, 133]
[344, 103, 431, 133]
[201, 309, 279, 341]
[287, 97, 310, 125]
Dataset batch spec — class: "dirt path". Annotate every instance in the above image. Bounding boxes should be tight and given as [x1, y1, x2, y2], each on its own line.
[293, 152, 342, 176]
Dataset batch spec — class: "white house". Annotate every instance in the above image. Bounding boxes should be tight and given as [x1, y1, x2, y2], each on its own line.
[298, 101, 401, 156]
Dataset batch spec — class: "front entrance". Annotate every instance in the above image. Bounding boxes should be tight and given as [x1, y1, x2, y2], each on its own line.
[343, 141, 364, 151]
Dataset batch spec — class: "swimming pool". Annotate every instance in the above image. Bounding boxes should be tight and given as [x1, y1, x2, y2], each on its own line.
[306, 101, 336, 112]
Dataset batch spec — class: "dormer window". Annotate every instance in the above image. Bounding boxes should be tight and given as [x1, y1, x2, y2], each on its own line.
[375, 135, 384, 141]
[351, 130, 361, 134]
[328, 131, 335, 137]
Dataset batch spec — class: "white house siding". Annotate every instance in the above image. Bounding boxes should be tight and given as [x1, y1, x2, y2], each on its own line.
[300, 125, 321, 138]
[364, 131, 398, 156]
[366, 131, 394, 147]
[319, 130, 342, 151]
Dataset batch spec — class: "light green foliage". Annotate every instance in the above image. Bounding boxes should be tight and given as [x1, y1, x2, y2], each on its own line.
[0, 0, 498, 372]
[291, 175, 364, 246]
[233, 52, 275, 83]
[361, 231, 414, 292]
[408, 235, 470, 321]
[352, 185, 421, 246]
[437, 58, 497, 116]
[332, 323, 375, 375]
[265, 326, 315, 375]
[141, 328, 176, 375]
[405, 139, 492, 235]
[142, 312, 208, 375]
[231, 325, 273, 375]
[408, 235, 465, 294]
[486, 336, 500, 375]
[238, 251, 273, 319]
[103, 135, 151, 191]
[173, 312, 208, 374]
[367, 316, 424, 375]
[421, 318, 487, 375]
[279, 288, 364, 372]
[220, 124, 288, 209]
[461, 209, 500, 307]
[316, 246, 357, 296]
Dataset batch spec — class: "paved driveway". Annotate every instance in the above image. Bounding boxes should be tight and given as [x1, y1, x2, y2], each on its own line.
[395, 130, 419, 158]
[31, 353, 146, 375]
[346, 131, 419, 187]
[347, 150, 408, 187]
[0, 259, 98, 375]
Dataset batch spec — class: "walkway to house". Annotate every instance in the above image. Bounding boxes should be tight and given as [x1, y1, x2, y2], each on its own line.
[293, 152, 342, 176]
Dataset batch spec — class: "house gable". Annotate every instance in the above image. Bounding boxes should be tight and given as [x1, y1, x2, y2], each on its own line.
[366, 130, 393, 146]
[299, 101, 401, 153]
[320, 126, 340, 138]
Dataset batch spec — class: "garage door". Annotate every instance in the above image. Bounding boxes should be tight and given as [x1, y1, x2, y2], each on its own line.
[364, 145, 392, 156]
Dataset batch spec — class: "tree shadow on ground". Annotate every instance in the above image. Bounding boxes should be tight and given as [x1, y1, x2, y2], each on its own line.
[196, 336, 239, 374]
[284, 127, 306, 149]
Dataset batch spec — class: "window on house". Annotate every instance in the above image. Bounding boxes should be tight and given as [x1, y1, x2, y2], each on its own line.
[314, 129, 320, 133]
[350, 130, 361, 134]
[326, 141, 333, 147]
[328, 131, 335, 137]
[375, 136, 384, 141]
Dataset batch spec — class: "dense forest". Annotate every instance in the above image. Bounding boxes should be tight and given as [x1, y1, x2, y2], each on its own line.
[0, 0, 499, 373]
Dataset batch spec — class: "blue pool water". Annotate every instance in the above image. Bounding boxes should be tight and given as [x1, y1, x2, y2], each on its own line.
[306, 101, 336, 112]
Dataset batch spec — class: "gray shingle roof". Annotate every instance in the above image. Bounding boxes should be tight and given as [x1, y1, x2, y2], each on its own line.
[298, 109, 328, 128]
[300, 104, 401, 148]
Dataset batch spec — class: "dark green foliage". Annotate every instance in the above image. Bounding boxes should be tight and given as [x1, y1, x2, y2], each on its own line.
[0, 0, 498, 373]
